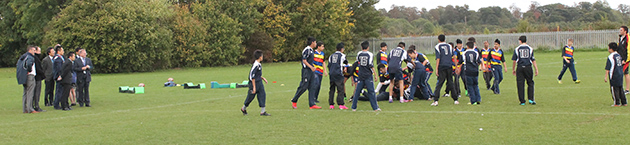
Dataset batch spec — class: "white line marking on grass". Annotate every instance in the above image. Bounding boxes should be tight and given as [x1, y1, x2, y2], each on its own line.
[133, 109, 630, 116]
[0, 89, 296, 126]
[0, 95, 240, 126]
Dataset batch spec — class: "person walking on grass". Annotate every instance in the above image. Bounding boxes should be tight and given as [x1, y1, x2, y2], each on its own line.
[512, 35, 539, 105]
[351, 41, 380, 112]
[481, 41, 493, 90]
[605, 42, 627, 107]
[557, 38, 581, 84]
[490, 39, 507, 94]
[291, 37, 322, 109]
[313, 42, 327, 103]
[328, 43, 348, 109]
[241, 50, 270, 116]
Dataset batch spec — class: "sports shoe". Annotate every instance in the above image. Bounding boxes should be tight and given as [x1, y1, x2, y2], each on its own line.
[454, 101, 460, 105]
[623, 104, 628, 106]
[389, 98, 393, 103]
[520, 103, 526, 105]
[374, 108, 382, 112]
[352, 109, 357, 112]
[309, 105, 322, 109]
[557, 80, 562, 84]
[31, 111, 40, 114]
[329, 105, 335, 109]
[467, 102, 472, 105]
[528, 100, 536, 105]
[612, 104, 621, 107]
[400, 99, 407, 103]
[465, 91, 468, 96]
[430, 101, 438, 106]
[339, 105, 349, 110]
[444, 94, 450, 97]
[428, 97, 434, 101]
[625, 90, 629, 95]
[574, 80, 581, 84]
[260, 112, 271, 116]
[457, 95, 461, 98]
[241, 108, 248, 115]
[472, 102, 478, 105]
[292, 102, 297, 109]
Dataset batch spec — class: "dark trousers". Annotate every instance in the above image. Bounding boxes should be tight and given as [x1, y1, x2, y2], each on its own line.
[491, 65, 504, 94]
[453, 73, 462, 95]
[291, 70, 317, 107]
[516, 65, 535, 103]
[61, 83, 72, 109]
[434, 67, 457, 101]
[558, 59, 578, 81]
[32, 81, 42, 110]
[314, 74, 322, 101]
[54, 81, 63, 109]
[351, 78, 379, 110]
[611, 85, 627, 105]
[424, 72, 434, 97]
[409, 69, 428, 100]
[44, 80, 54, 105]
[328, 79, 345, 105]
[483, 70, 493, 90]
[465, 75, 481, 103]
[77, 80, 90, 106]
[244, 81, 266, 108]
[360, 91, 390, 101]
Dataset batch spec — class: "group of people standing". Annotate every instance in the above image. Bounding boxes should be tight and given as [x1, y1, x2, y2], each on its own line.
[17, 44, 93, 113]
[240, 26, 630, 115]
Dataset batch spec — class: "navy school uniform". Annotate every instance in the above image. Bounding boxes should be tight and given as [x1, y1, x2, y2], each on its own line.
[461, 49, 482, 104]
[328, 51, 347, 106]
[244, 61, 266, 108]
[433, 42, 457, 101]
[291, 46, 318, 107]
[512, 44, 536, 103]
[351, 51, 380, 110]
[606, 52, 627, 105]
[408, 54, 428, 100]
[387, 47, 407, 81]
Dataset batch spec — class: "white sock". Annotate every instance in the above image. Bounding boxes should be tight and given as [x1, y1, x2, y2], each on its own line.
[261, 107, 266, 113]
[242, 105, 247, 110]
[389, 96, 392, 100]
[400, 96, 404, 100]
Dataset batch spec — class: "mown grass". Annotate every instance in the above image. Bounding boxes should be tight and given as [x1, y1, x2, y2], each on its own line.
[0, 50, 628, 144]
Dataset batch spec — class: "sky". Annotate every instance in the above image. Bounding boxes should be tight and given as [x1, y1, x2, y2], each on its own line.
[375, 0, 625, 12]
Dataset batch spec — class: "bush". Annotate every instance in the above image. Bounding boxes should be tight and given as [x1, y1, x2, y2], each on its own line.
[44, 0, 175, 73]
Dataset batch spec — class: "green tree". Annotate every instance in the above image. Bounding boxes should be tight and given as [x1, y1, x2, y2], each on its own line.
[258, 0, 292, 62]
[45, 0, 175, 73]
[348, 0, 383, 50]
[189, 2, 243, 66]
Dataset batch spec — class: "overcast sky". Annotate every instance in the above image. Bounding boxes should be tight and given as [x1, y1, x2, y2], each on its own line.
[375, 0, 625, 12]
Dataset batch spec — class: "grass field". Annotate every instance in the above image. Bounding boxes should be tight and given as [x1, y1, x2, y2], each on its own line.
[1, 50, 629, 144]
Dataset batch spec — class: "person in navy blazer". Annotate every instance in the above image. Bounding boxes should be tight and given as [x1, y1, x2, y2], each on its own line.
[73, 48, 93, 107]
[52, 45, 65, 110]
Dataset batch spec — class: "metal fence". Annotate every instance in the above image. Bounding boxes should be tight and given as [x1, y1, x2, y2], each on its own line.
[359, 29, 619, 55]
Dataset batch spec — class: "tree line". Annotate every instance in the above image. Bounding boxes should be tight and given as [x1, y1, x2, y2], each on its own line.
[0, 0, 383, 73]
[380, 0, 630, 37]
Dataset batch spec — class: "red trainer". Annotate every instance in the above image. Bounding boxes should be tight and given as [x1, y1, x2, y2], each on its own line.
[309, 105, 322, 109]
[292, 102, 297, 109]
